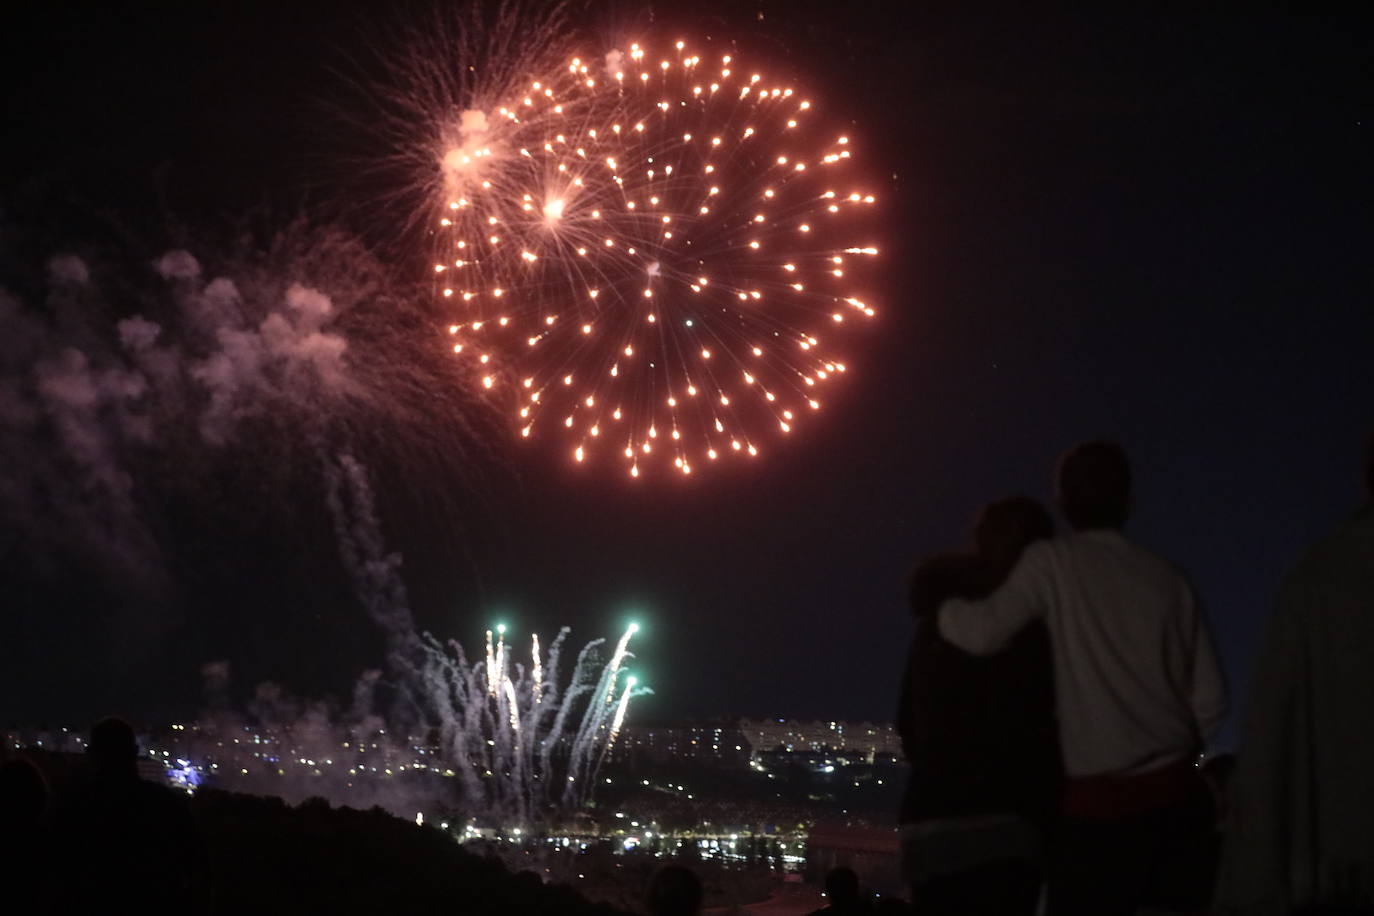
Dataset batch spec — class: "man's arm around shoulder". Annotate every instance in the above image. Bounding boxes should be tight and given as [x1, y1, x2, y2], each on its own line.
[937, 542, 1050, 655]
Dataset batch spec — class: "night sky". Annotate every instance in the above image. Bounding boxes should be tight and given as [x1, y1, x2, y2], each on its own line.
[3, 3, 1370, 745]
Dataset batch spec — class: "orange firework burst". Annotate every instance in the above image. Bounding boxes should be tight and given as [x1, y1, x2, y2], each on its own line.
[437, 39, 880, 477]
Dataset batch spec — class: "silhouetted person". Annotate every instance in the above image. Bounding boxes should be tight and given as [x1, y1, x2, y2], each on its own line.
[647, 864, 703, 916]
[810, 866, 872, 914]
[1, 757, 53, 913]
[1217, 435, 1374, 913]
[57, 718, 202, 909]
[899, 496, 1059, 914]
[939, 441, 1227, 915]
[0, 757, 47, 828]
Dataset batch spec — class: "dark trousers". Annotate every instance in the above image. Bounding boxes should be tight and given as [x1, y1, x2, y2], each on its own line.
[1048, 787, 1218, 916]
[912, 857, 1043, 916]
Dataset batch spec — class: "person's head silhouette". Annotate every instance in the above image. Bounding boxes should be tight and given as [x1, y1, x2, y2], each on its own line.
[1056, 441, 1131, 531]
[88, 717, 139, 780]
[0, 758, 48, 829]
[975, 496, 1055, 574]
[646, 864, 703, 916]
[824, 866, 861, 906]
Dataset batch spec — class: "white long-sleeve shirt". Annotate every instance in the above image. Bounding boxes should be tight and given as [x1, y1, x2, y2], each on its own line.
[938, 529, 1226, 778]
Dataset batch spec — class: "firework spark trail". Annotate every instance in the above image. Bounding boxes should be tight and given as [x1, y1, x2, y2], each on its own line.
[604, 620, 638, 704]
[537, 632, 595, 801]
[428, 36, 881, 478]
[605, 674, 636, 756]
[457, 622, 646, 823]
[560, 619, 644, 806]
[531, 631, 543, 703]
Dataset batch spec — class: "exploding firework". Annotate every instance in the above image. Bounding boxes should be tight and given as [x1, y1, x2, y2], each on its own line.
[417, 621, 648, 824]
[435, 38, 880, 477]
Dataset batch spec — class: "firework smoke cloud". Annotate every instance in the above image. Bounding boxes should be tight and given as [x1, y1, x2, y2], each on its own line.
[0, 226, 484, 584]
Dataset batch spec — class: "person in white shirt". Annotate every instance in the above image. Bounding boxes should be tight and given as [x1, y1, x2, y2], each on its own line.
[938, 441, 1227, 915]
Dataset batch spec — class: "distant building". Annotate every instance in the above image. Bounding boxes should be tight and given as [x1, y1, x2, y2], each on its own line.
[608, 719, 903, 769]
[609, 720, 749, 767]
[738, 719, 901, 764]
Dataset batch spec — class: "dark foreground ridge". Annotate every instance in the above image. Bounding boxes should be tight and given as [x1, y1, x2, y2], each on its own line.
[5, 742, 634, 915]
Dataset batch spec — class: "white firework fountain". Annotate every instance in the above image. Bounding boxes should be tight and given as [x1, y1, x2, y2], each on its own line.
[325, 454, 649, 827]
[415, 620, 647, 826]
